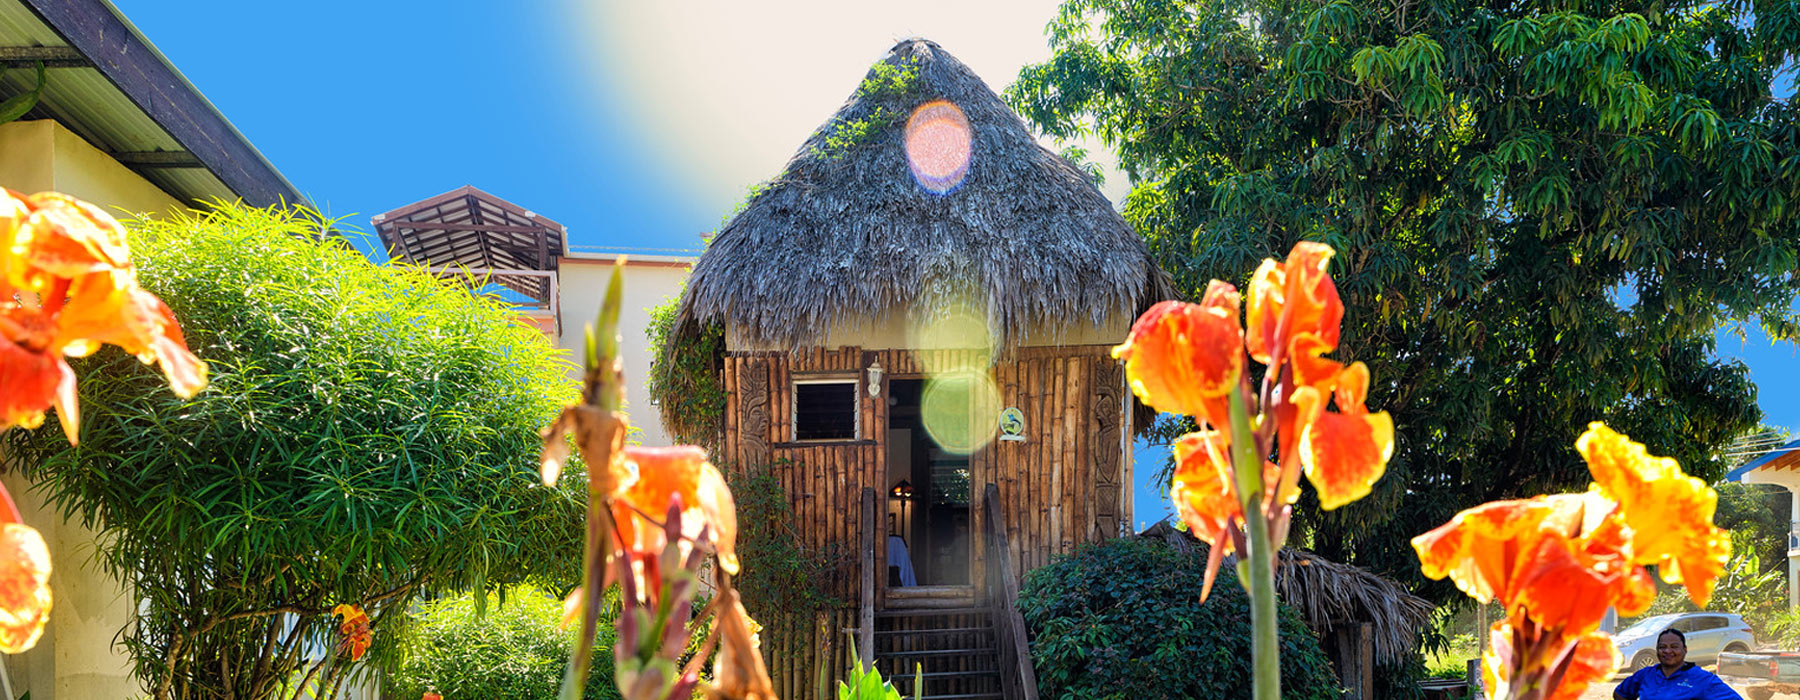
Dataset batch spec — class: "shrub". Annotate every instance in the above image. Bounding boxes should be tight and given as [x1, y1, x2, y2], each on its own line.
[729, 462, 847, 621]
[1017, 538, 1341, 700]
[2, 204, 588, 699]
[388, 584, 621, 700]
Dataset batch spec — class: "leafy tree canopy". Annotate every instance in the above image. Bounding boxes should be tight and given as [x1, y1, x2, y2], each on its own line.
[1010, 0, 1798, 600]
[3, 204, 587, 700]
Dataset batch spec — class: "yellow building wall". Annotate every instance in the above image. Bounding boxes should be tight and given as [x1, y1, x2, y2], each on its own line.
[557, 255, 693, 448]
[0, 119, 186, 219]
[0, 118, 193, 700]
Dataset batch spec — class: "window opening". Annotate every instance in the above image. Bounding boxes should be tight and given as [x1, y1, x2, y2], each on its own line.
[794, 379, 858, 441]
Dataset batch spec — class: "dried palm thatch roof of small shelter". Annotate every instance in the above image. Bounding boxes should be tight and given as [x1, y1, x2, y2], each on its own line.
[672, 38, 1172, 351]
[1139, 522, 1434, 665]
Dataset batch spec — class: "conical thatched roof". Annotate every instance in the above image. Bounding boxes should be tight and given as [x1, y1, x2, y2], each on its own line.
[674, 38, 1172, 350]
[1139, 522, 1434, 666]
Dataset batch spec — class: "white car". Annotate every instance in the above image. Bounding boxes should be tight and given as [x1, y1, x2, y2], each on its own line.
[1614, 612, 1757, 670]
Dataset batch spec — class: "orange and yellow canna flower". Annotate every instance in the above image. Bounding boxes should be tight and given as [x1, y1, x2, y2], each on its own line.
[612, 445, 739, 577]
[0, 507, 51, 654]
[1291, 362, 1394, 510]
[1412, 423, 1724, 700]
[1116, 241, 1391, 606]
[0, 189, 206, 444]
[1111, 282, 1243, 428]
[1244, 241, 1343, 366]
[1576, 423, 1730, 607]
[332, 604, 372, 661]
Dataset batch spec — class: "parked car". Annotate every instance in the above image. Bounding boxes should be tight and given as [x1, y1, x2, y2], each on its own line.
[1615, 613, 1756, 670]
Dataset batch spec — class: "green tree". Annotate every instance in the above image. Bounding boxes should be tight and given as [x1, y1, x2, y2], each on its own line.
[1010, 0, 1798, 600]
[3, 204, 587, 700]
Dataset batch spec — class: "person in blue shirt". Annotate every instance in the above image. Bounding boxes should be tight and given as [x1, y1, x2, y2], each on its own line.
[1614, 628, 1743, 700]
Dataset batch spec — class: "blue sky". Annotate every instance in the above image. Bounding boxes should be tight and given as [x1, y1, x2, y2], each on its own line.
[115, 1, 1798, 527]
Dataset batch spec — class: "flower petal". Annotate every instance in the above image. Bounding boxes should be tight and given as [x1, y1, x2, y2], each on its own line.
[1245, 259, 1284, 365]
[1412, 495, 1582, 604]
[1280, 242, 1343, 354]
[1513, 532, 1626, 635]
[1545, 632, 1620, 700]
[1576, 423, 1730, 606]
[1112, 286, 1244, 422]
[0, 522, 51, 653]
[0, 331, 62, 435]
[16, 193, 131, 283]
[1171, 430, 1241, 548]
[1297, 405, 1392, 510]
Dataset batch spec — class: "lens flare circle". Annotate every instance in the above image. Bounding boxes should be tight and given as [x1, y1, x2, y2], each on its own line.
[904, 100, 973, 194]
[908, 305, 995, 376]
[921, 367, 1001, 456]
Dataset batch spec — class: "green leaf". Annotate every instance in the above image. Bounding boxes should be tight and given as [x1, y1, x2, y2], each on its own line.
[0, 61, 48, 124]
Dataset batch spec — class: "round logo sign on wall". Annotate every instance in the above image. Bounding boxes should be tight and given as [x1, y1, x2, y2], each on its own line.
[999, 407, 1026, 442]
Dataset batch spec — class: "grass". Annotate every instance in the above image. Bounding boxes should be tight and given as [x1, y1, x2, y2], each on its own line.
[1424, 633, 1479, 680]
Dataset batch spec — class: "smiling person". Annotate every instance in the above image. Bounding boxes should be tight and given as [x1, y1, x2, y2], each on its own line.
[1614, 629, 1743, 700]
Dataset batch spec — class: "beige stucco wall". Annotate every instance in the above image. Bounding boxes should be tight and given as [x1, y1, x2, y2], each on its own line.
[0, 119, 186, 219]
[557, 254, 694, 447]
[0, 118, 193, 700]
[1743, 468, 1800, 610]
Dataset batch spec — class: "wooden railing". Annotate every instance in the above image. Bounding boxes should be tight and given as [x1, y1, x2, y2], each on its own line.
[859, 487, 876, 668]
[982, 482, 1039, 700]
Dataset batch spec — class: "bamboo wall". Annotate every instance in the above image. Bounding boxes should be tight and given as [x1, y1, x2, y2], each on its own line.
[720, 344, 1130, 600]
[722, 344, 1131, 696]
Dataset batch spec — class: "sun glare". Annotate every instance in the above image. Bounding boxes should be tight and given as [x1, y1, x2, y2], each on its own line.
[904, 100, 973, 194]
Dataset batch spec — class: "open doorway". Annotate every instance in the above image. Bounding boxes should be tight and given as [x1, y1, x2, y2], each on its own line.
[884, 378, 970, 587]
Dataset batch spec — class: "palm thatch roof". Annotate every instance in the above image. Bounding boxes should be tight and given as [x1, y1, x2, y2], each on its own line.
[1139, 522, 1434, 666]
[672, 38, 1172, 351]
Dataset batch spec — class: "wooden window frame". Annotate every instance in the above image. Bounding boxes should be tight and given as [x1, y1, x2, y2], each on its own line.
[791, 375, 861, 443]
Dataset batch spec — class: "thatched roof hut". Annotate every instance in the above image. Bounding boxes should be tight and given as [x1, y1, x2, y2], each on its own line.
[673, 37, 1170, 351]
[667, 39, 1179, 699]
[1138, 522, 1434, 666]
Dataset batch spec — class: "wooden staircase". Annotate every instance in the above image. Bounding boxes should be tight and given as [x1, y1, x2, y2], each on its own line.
[874, 599, 1004, 700]
[854, 485, 1038, 700]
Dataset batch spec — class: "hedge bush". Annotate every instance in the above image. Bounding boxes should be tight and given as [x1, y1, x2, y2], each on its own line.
[2, 204, 587, 699]
[1017, 538, 1341, 700]
[388, 585, 621, 700]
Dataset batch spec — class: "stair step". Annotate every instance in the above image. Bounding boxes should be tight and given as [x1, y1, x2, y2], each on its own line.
[907, 691, 1008, 698]
[876, 606, 991, 618]
[875, 647, 994, 657]
[889, 670, 1001, 682]
[875, 626, 993, 637]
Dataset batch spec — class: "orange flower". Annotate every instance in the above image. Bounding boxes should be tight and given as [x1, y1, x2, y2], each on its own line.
[1117, 241, 1389, 606]
[1292, 362, 1393, 510]
[0, 499, 51, 654]
[1413, 423, 1723, 700]
[332, 604, 372, 661]
[1244, 242, 1342, 366]
[1112, 282, 1243, 427]
[1480, 625, 1618, 700]
[422, 693, 442, 700]
[613, 445, 739, 576]
[1576, 423, 1730, 607]
[1171, 429, 1290, 601]
[0, 189, 206, 444]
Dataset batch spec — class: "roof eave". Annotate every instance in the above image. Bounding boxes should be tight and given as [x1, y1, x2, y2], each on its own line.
[1727, 438, 1800, 481]
[19, 0, 309, 209]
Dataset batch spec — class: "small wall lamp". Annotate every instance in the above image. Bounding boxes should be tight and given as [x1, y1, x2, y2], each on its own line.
[868, 360, 885, 397]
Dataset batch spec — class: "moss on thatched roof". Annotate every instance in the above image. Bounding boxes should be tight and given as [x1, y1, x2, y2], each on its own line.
[1139, 522, 1434, 666]
[673, 38, 1172, 350]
